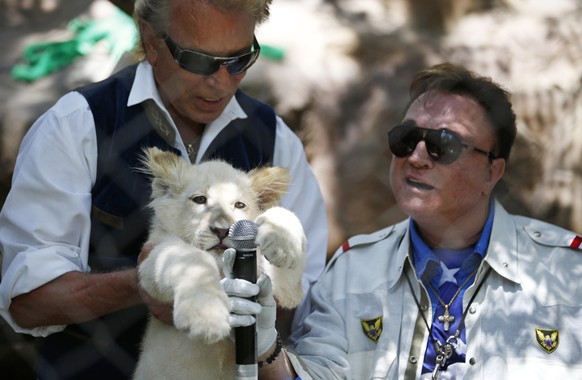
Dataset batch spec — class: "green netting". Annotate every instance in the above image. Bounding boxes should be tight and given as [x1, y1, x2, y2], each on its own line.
[11, 7, 138, 82]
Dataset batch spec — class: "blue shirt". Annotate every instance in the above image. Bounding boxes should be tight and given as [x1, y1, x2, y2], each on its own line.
[411, 201, 495, 374]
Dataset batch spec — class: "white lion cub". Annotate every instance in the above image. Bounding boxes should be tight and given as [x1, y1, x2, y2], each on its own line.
[133, 147, 306, 379]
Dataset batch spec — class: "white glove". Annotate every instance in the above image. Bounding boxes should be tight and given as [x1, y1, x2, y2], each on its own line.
[221, 248, 278, 356]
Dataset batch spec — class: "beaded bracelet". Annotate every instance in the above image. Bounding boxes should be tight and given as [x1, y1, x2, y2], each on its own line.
[258, 334, 282, 368]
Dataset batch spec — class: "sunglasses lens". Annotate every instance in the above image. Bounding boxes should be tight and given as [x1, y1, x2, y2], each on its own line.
[167, 35, 260, 76]
[388, 125, 464, 164]
[178, 54, 220, 76]
[425, 130, 462, 164]
[225, 50, 259, 75]
[388, 125, 422, 157]
[179, 52, 258, 76]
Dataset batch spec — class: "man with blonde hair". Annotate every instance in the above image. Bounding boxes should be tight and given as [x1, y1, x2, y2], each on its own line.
[0, 1, 327, 378]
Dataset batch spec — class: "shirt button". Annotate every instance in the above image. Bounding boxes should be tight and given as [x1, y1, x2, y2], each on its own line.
[469, 357, 476, 365]
[409, 356, 418, 364]
[421, 304, 428, 311]
[469, 306, 477, 314]
[534, 231, 541, 237]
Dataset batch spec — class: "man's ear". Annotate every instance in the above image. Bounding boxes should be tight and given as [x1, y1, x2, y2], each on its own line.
[483, 158, 506, 196]
[139, 20, 160, 66]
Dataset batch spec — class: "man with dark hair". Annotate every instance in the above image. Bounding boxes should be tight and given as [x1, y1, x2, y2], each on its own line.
[226, 63, 582, 379]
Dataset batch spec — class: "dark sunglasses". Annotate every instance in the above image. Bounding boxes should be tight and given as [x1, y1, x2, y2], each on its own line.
[162, 33, 260, 76]
[388, 123, 497, 164]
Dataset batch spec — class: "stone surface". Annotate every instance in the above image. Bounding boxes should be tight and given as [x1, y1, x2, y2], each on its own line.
[1, 0, 581, 376]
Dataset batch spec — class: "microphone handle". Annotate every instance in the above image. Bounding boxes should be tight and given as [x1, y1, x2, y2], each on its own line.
[233, 250, 257, 367]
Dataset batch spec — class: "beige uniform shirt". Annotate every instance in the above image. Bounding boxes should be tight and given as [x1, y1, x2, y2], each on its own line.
[289, 201, 582, 379]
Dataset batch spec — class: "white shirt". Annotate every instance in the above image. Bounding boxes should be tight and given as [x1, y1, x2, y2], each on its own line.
[289, 201, 582, 379]
[0, 61, 328, 337]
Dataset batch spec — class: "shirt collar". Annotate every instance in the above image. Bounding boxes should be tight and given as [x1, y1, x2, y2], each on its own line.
[128, 61, 161, 108]
[127, 61, 248, 161]
[474, 199, 495, 257]
[411, 200, 495, 279]
[410, 221, 435, 278]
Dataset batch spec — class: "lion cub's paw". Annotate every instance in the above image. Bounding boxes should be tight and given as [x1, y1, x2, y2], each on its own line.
[255, 207, 306, 269]
[173, 290, 231, 344]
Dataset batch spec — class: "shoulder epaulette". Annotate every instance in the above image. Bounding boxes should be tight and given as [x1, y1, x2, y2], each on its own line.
[324, 223, 405, 272]
[339, 225, 396, 254]
[523, 222, 582, 251]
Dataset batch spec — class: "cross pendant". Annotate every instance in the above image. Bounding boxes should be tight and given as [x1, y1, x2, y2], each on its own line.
[438, 305, 455, 331]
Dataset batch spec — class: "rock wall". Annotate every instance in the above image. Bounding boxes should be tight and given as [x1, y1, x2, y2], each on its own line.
[0, 0, 581, 377]
[244, 0, 582, 252]
[1, 0, 581, 254]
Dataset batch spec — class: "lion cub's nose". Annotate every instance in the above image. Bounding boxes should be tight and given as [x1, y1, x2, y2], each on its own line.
[210, 227, 229, 240]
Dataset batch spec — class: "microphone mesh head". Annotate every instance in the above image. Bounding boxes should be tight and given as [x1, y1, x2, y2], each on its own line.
[228, 219, 258, 251]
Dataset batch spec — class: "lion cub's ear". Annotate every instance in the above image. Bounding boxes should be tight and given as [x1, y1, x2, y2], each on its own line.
[142, 147, 188, 197]
[249, 166, 290, 210]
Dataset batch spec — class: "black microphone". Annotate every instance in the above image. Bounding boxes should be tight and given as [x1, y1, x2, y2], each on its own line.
[228, 219, 258, 380]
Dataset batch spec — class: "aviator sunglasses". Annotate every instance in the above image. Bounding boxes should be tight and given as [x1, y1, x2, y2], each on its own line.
[162, 33, 261, 76]
[388, 123, 497, 164]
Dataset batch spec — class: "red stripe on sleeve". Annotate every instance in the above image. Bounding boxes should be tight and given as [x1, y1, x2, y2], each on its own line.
[570, 235, 582, 249]
[342, 241, 351, 253]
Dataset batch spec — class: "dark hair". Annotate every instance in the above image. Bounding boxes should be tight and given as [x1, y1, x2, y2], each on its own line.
[406, 63, 517, 161]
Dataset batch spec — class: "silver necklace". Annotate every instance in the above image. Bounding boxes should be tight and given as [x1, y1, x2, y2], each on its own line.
[424, 268, 478, 332]
[405, 266, 492, 380]
[185, 137, 201, 158]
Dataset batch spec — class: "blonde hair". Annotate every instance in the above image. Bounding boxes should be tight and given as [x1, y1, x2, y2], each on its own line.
[134, 0, 272, 34]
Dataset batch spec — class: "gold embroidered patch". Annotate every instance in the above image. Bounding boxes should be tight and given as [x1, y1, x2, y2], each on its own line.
[361, 316, 383, 343]
[535, 328, 559, 354]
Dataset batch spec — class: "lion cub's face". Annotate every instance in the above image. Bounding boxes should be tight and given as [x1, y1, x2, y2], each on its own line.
[143, 147, 290, 256]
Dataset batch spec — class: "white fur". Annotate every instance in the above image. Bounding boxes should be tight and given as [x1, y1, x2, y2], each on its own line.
[133, 147, 306, 379]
